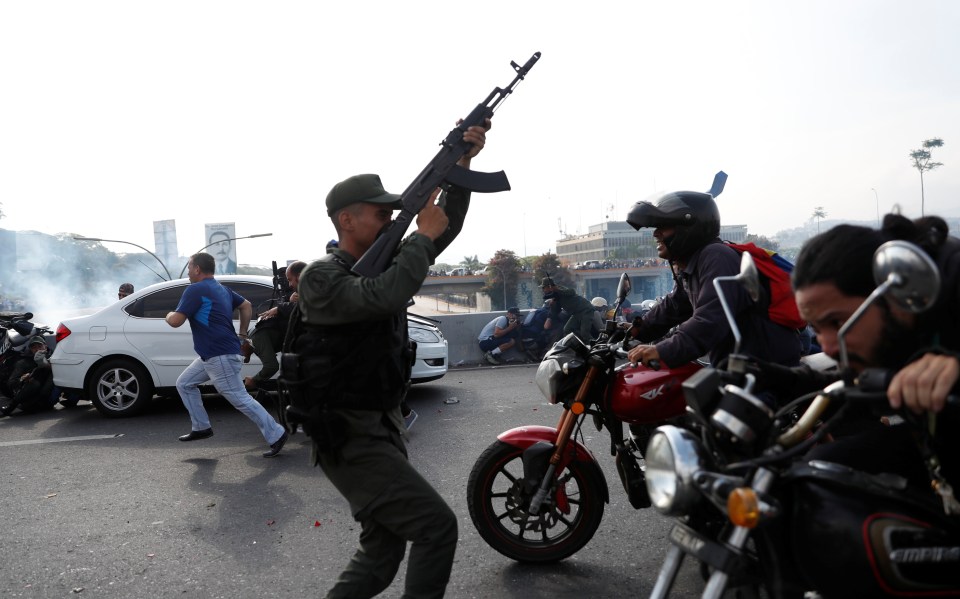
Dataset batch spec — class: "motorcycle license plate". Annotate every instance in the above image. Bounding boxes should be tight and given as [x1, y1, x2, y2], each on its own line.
[668, 523, 744, 574]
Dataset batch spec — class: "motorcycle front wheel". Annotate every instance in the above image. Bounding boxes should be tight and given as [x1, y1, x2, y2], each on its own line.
[467, 439, 606, 563]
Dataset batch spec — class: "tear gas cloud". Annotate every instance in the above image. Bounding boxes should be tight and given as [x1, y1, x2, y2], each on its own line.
[1, 231, 168, 329]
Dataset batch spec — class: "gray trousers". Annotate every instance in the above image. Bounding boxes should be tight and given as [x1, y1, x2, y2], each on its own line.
[319, 409, 457, 599]
[250, 325, 283, 385]
[563, 309, 595, 342]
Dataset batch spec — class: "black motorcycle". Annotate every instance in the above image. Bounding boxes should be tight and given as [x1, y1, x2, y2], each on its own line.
[0, 312, 53, 398]
[646, 242, 960, 598]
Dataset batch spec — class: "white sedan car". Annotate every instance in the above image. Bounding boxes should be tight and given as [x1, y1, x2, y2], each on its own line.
[51, 275, 448, 418]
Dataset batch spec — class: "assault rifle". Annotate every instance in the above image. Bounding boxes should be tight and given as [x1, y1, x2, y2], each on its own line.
[271, 260, 291, 304]
[351, 52, 541, 277]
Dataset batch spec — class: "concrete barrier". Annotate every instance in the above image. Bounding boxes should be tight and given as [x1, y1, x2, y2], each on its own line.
[431, 311, 531, 366]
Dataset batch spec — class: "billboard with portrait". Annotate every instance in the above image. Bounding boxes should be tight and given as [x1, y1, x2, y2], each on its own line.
[204, 223, 237, 275]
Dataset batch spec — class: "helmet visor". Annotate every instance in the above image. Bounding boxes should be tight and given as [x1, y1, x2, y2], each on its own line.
[627, 194, 695, 230]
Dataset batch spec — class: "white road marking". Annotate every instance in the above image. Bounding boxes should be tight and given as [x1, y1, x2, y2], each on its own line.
[0, 434, 124, 447]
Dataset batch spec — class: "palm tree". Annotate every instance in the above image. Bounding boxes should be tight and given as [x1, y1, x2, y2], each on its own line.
[461, 254, 482, 274]
[909, 137, 944, 216]
[812, 207, 827, 234]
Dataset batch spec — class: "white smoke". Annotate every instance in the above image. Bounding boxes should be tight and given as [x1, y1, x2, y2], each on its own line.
[3, 230, 170, 330]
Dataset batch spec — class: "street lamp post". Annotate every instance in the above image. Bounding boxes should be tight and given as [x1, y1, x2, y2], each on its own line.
[73, 237, 172, 281]
[485, 264, 508, 310]
[871, 188, 880, 227]
[178, 233, 273, 278]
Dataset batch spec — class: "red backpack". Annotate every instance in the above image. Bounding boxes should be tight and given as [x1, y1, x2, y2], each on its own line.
[726, 242, 807, 330]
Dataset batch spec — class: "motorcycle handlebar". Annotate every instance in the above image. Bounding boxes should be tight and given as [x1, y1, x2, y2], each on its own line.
[776, 371, 960, 449]
[608, 337, 662, 370]
[777, 386, 837, 448]
[853, 368, 959, 407]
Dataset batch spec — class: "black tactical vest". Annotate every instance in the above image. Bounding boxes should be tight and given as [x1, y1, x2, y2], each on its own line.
[290, 255, 413, 412]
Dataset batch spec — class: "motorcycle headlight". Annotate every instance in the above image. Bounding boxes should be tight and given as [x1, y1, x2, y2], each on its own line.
[535, 358, 564, 403]
[645, 426, 708, 516]
[535, 334, 590, 404]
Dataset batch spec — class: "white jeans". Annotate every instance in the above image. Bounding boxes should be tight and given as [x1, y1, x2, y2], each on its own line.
[176, 354, 284, 444]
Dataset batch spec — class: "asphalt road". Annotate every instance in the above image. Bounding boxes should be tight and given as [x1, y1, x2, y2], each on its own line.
[0, 365, 704, 598]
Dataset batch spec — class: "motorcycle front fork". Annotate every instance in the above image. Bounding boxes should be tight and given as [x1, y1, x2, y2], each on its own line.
[649, 467, 775, 599]
[528, 365, 602, 516]
[650, 545, 686, 599]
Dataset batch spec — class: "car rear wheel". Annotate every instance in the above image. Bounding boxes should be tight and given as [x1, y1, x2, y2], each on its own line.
[87, 359, 155, 418]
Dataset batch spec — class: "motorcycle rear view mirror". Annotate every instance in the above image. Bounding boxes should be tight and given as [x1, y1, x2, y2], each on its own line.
[873, 240, 940, 313]
[712, 252, 761, 359]
[737, 251, 761, 303]
[837, 240, 940, 369]
[611, 273, 633, 324]
[616, 273, 632, 305]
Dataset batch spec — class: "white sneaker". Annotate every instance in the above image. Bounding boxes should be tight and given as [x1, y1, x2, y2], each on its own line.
[484, 351, 501, 365]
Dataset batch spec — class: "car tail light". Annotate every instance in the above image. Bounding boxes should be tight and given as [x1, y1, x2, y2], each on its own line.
[56, 323, 72, 343]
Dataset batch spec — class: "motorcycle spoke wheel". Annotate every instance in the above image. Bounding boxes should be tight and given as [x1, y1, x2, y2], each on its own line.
[467, 440, 605, 563]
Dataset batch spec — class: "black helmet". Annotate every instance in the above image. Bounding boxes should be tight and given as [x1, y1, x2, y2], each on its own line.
[627, 190, 721, 260]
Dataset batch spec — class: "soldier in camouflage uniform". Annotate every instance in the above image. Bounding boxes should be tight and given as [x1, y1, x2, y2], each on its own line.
[292, 121, 489, 599]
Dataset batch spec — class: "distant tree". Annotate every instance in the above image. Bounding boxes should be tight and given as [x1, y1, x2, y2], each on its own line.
[744, 234, 780, 252]
[909, 137, 944, 216]
[461, 254, 481, 273]
[517, 255, 535, 272]
[0, 202, 4, 220]
[532, 252, 572, 287]
[812, 207, 827, 234]
[482, 250, 522, 310]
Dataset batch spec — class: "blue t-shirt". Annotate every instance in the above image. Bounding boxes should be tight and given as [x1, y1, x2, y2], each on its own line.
[174, 278, 246, 360]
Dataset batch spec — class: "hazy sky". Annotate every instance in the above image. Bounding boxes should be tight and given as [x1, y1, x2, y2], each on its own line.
[3, 0, 959, 274]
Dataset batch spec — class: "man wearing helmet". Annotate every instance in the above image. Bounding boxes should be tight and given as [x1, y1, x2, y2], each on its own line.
[624, 190, 802, 370]
[590, 296, 610, 336]
[1, 336, 56, 416]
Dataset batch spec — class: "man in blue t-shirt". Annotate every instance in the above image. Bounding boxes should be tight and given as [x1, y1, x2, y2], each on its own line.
[477, 307, 522, 365]
[165, 252, 288, 457]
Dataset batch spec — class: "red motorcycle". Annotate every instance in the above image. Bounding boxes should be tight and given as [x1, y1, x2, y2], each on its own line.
[467, 274, 702, 562]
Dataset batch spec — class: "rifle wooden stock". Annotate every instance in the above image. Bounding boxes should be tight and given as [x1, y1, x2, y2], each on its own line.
[351, 52, 540, 278]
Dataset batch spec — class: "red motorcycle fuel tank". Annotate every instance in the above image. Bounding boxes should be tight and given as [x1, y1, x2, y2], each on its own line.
[606, 362, 702, 425]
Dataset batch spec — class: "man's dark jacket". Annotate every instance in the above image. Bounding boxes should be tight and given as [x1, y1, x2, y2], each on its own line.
[636, 239, 802, 368]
